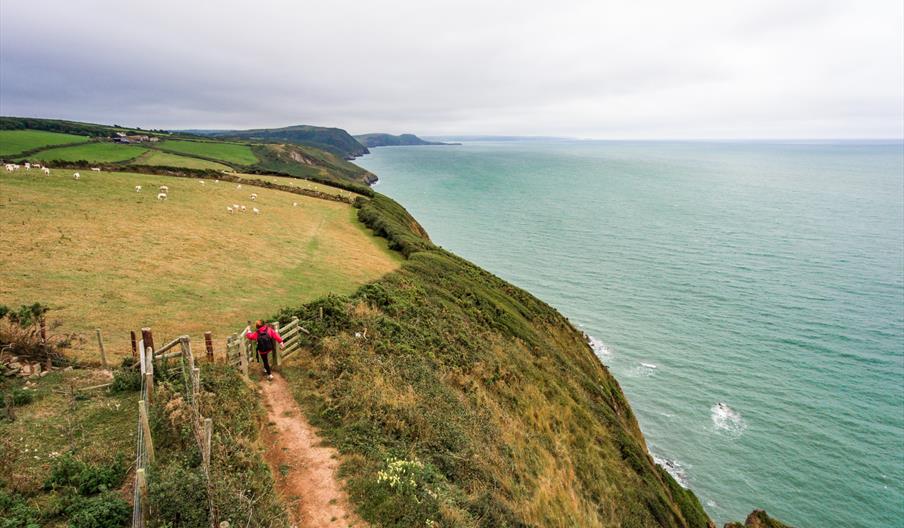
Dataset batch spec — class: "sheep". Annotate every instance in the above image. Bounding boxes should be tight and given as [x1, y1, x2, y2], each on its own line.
[232, 203, 240, 210]
[73, 172, 80, 180]
[199, 180, 205, 185]
[250, 193, 257, 201]
[292, 202, 298, 207]
[157, 192, 167, 201]
[24, 162, 31, 170]
[236, 184, 242, 190]
[41, 167, 50, 175]
[135, 185, 142, 192]
[252, 207, 260, 214]
[214, 179, 219, 183]
[90, 167, 101, 172]
[240, 205, 247, 213]
[227, 206, 234, 213]
[159, 185, 169, 193]
[32, 163, 42, 169]
[4, 164, 13, 172]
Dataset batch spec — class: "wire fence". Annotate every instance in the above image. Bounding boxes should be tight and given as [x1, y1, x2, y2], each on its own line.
[130, 334, 215, 528]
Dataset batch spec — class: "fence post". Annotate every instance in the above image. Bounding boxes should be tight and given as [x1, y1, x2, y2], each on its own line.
[203, 417, 212, 475]
[141, 327, 155, 356]
[40, 317, 47, 343]
[272, 322, 280, 367]
[137, 467, 149, 524]
[130, 331, 138, 360]
[192, 367, 200, 399]
[145, 346, 154, 403]
[237, 333, 249, 380]
[181, 336, 195, 373]
[95, 328, 108, 369]
[204, 331, 214, 362]
[139, 400, 155, 463]
[319, 306, 323, 320]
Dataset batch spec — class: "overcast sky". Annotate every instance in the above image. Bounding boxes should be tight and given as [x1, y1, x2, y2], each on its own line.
[1, 0, 902, 138]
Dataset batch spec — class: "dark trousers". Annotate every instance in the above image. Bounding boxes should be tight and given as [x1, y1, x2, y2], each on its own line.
[261, 352, 272, 375]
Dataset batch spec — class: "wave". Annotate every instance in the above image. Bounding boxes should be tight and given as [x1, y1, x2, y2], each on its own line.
[652, 453, 690, 488]
[640, 362, 657, 369]
[586, 334, 611, 358]
[711, 402, 747, 437]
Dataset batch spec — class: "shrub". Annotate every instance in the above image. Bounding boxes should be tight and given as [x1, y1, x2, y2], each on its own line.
[0, 489, 41, 528]
[109, 368, 141, 393]
[11, 389, 33, 406]
[67, 492, 130, 528]
[44, 455, 125, 496]
[148, 463, 209, 528]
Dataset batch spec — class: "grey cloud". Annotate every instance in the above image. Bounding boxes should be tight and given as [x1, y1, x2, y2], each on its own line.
[1, 0, 901, 138]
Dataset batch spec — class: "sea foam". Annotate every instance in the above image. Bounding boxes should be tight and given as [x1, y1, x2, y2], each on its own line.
[711, 402, 747, 437]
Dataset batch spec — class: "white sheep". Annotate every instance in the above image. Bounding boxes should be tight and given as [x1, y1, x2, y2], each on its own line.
[214, 179, 219, 183]
[227, 206, 234, 213]
[41, 167, 50, 175]
[252, 207, 260, 214]
[24, 162, 31, 170]
[240, 205, 247, 213]
[159, 185, 169, 193]
[199, 180, 205, 185]
[157, 192, 167, 201]
[232, 203, 240, 210]
[90, 167, 101, 172]
[73, 172, 80, 180]
[236, 184, 242, 190]
[135, 185, 142, 192]
[250, 193, 257, 201]
[292, 202, 298, 207]
[4, 164, 14, 172]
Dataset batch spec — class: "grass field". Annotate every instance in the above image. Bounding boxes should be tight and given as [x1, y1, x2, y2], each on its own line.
[135, 149, 233, 171]
[236, 173, 363, 200]
[157, 140, 258, 165]
[0, 169, 401, 361]
[28, 142, 148, 163]
[0, 129, 89, 157]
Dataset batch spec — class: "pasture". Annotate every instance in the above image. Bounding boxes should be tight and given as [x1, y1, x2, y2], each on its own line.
[135, 149, 233, 171]
[0, 129, 89, 157]
[0, 169, 401, 361]
[157, 140, 258, 165]
[236, 172, 363, 200]
[28, 142, 148, 163]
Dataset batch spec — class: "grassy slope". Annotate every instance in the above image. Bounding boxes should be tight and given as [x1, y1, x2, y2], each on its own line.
[277, 194, 711, 528]
[0, 130, 89, 157]
[134, 149, 233, 171]
[205, 125, 368, 159]
[236, 173, 363, 200]
[156, 140, 258, 165]
[0, 169, 401, 361]
[252, 143, 376, 185]
[28, 142, 148, 163]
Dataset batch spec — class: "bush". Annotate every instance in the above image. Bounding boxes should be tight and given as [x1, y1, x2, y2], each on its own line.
[44, 455, 125, 496]
[67, 492, 130, 528]
[11, 389, 33, 406]
[0, 489, 41, 528]
[110, 369, 141, 393]
[148, 463, 208, 528]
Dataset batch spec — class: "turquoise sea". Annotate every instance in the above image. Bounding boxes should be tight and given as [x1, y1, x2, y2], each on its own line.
[355, 140, 904, 527]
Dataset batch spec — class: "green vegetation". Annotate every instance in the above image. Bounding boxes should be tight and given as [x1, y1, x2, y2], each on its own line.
[29, 142, 147, 163]
[148, 364, 286, 527]
[0, 168, 400, 361]
[204, 124, 369, 159]
[133, 149, 233, 171]
[0, 369, 136, 528]
[252, 143, 377, 186]
[725, 510, 794, 528]
[156, 139, 258, 165]
[354, 133, 452, 148]
[276, 193, 711, 527]
[0, 130, 89, 157]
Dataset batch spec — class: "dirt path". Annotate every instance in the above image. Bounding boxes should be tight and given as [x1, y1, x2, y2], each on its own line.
[260, 373, 366, 528]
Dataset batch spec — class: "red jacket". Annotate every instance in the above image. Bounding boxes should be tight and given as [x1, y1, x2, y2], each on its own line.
[245, 325, 283, 353]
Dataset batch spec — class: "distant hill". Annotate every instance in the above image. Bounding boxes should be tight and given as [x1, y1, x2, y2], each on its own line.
[354, 133, 458, 148]
[194, 125, 369, 159]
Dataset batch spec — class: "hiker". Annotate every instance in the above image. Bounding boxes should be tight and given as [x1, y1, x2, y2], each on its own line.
[245, 320, 283, 380]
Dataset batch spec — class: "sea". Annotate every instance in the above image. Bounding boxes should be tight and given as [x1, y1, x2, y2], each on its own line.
[354, 139, 904, 527]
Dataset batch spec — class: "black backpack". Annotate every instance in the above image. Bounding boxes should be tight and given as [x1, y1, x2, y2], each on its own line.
[256, 327, 274, 352]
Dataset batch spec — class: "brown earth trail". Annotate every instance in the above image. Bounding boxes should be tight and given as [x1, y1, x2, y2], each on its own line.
[260, 373, 366, 528]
